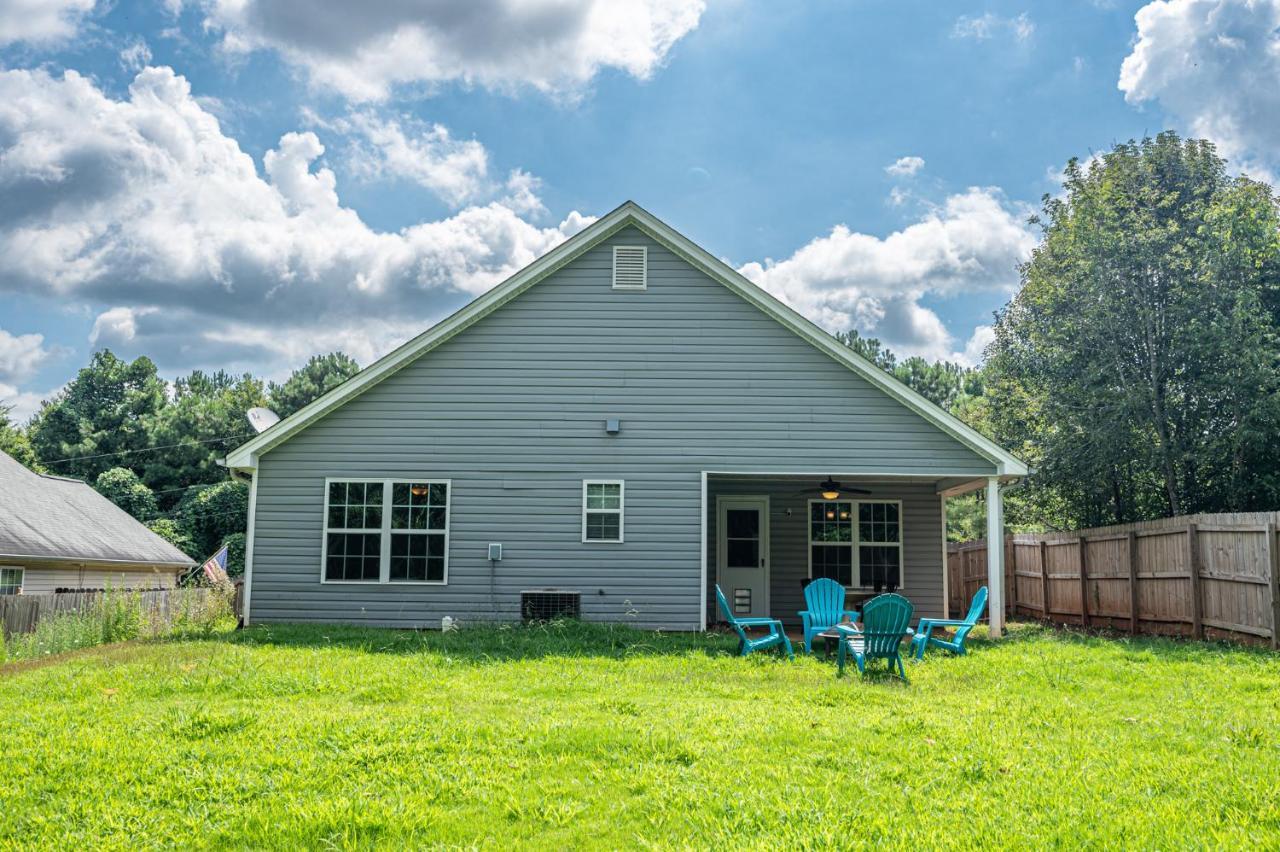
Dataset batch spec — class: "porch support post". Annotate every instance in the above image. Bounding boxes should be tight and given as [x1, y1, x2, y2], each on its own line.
[986, 476, 1005, 638]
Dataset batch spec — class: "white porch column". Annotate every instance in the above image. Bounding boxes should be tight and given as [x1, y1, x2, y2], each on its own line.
[986, 476, 1004, 638]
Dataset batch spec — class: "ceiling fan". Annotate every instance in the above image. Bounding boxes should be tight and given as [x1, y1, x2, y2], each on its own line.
[792, 476, 872, 500]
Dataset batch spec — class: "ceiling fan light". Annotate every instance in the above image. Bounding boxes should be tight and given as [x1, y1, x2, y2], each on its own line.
[819, 476, 841, 501]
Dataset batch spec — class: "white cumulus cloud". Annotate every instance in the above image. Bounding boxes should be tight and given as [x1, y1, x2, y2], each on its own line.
[737, 189, 1036, 361]
[180, 0, 707, 102]
[0, 65, 593, 380]
[1119, 0, 1280, 175]
[336, 112, 492, 206]
[0, 0, 96, 46]
[0, 328, 52, 385]
[885, 156, 925, 178]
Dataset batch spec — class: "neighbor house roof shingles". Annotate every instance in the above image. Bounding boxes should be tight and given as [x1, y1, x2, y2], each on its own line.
[0, 451, 193, 567]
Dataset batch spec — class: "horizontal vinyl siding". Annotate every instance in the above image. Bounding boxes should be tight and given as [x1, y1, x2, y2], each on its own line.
[15, 565, 180, 594]
[249, 227, 993, 630]
[706, 478, 945, 627]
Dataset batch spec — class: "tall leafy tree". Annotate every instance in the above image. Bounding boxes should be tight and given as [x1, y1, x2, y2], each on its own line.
[987, 133, 1280, 527]
[0, 404, 39, 470]
[268, 352, 361, 418]
[94, 467, 159, 521]
[28, 351, 167, 483]
[142, 370, 266, 502]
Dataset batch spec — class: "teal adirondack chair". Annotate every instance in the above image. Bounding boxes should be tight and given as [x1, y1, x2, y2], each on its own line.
[715, 585, 794, 660]
[910, 586, 988, 661]
[835, 593, 914, 680]
[798, 578, 860, 653]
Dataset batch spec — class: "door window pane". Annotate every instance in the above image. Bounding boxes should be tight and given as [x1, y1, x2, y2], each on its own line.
[726, 508, 758, 538]
[726, 538, 759, 569]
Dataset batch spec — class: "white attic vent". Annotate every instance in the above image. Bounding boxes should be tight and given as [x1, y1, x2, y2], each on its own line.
[612, 245, 647, 290]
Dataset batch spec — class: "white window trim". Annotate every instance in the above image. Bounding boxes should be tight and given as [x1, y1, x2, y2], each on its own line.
[0, 565, 23, 595]
[582, 480, 625, 543]
[320, 477, 451, 585]
[806, 498, 904, 592]
[611, 245, 648, 290]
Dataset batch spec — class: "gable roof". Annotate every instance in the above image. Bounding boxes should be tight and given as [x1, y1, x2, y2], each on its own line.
[0, 451, 194, 568]
[225, 201, 1027, 476]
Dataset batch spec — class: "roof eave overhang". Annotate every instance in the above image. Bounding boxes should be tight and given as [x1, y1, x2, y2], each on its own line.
[0, 552, 194, 570]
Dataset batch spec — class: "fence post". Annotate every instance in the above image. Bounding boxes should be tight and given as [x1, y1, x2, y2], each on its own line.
[1266, 521, 1279, 651]
[1078, 536, 1089, 628]
[1127, 530, 1138, 634]
[1039, 540, 1049, 621]
[1187, 523, 1204, 640]
[1006, 535, 1016, 617]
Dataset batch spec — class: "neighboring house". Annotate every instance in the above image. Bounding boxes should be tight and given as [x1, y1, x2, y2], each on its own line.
[0, 451, 193, 594]
[225, 202, 1026, 632]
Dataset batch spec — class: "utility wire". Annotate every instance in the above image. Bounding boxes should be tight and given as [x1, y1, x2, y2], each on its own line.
[41, 433, 253, 466]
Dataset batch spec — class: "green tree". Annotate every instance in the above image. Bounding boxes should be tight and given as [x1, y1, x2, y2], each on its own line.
[175, 479, 250, 559]
[835, 330, 896, 371]
[147, 518, 198, 559]
[94, 467, 159, 521]
[142, 370, 266, 503]
[987, 133, 1280, 527]
[0, 404, 39, 470]
[268, 352, 360, 418]
[28, 351, 167, 483]
[221, 532, 247, 578]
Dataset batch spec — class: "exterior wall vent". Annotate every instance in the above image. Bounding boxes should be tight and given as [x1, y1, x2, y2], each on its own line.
[612, 245, 647, 290]
[521, 590, 581, 621]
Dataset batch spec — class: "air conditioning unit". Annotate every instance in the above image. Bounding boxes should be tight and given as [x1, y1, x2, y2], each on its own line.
[521, 590, 581, 622]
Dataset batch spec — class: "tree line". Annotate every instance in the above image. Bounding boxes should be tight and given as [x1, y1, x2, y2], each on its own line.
[4, 132, 1279, 548]
[842, 133, 1280, 535]
[0, 353, 360, 574]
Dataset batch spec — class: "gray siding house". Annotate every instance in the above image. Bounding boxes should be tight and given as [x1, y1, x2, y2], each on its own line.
[225, 203, 1025, 633]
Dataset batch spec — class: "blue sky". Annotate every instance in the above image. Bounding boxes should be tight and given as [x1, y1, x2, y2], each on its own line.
[2, 0, 1277, 420]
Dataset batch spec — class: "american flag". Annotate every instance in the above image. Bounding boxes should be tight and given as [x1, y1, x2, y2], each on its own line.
[200, 545, 230, 584]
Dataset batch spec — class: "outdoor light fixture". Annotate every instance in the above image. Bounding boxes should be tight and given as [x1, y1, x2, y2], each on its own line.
[819, 477, 842, 500]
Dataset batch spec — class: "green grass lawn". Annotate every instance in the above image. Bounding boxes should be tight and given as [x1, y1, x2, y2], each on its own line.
[2, 621, 1278, 849]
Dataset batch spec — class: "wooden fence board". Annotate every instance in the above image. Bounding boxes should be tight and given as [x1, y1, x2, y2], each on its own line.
[949, 510, 1279, 647]
[0, 587, 217, 641]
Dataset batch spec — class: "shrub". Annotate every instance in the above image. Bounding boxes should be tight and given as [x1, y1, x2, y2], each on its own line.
[175, 479, 249, 558]
[94, 467, 159, 521]
[222, 533, 247, 577]
[147, 518, 198, 558]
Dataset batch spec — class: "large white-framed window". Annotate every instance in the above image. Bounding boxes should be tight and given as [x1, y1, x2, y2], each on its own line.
[582, 480, 624, 543]
[322, 478, 450, 584]
[808, 499, 902, 591]
[0, 566, 23, 595]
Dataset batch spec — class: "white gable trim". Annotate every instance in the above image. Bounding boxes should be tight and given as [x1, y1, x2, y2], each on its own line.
[225, 202, 1027, 476]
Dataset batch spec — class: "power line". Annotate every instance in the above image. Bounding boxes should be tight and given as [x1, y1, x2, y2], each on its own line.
[42, 433, 252, 466]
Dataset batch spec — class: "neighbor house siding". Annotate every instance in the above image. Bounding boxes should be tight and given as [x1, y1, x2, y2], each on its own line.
[16, 565, 180, 594]
[249, 227, 994, 630]
[705, 478, 945, 627]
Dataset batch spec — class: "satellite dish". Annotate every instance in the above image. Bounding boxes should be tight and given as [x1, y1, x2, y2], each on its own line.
[247, 407, 281, 434]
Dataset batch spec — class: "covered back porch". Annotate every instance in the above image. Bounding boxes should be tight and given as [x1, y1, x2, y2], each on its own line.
[701, 472, 1010, 634]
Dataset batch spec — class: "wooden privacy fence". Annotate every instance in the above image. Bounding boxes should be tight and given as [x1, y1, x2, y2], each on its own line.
[0, 587, 219, 640]
[949, 511, 1280, 648]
